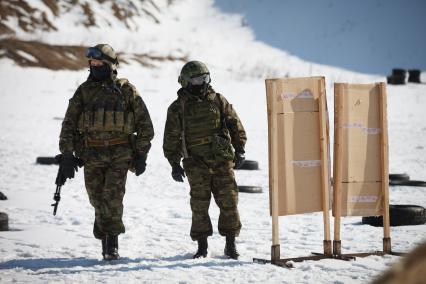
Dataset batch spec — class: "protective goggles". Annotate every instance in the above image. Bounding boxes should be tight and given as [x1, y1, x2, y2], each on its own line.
[85, 47, 103, 60]
[189, 74, 210, 86]
[85, 47, 118, 64]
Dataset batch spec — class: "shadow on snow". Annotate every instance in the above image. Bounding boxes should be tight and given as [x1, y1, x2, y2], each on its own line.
[0, 254, 251, 274]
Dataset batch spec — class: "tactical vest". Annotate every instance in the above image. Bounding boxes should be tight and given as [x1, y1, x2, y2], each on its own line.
[183, 94, 221, 148]
[180, 92, 234, 161]
[77, 79, 135, 135]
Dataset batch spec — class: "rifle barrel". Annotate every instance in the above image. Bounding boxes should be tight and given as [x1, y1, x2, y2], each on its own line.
[52, 185, 61, 216]
[52, 202, 58, 216]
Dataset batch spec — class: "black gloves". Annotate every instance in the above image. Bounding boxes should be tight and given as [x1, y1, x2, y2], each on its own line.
[234, 152, 245, 169]
[60, 153, 79, 180]
[171, 163, 185, 182]
[134, 154, 147, 176]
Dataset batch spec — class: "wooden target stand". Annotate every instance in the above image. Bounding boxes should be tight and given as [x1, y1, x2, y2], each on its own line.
[254, 79, 406, 269]
[332, 83, 405, 260]
[254, 77, 333, 268]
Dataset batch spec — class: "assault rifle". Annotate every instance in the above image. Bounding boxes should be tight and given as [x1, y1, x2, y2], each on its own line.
[51, 154, 84, 216]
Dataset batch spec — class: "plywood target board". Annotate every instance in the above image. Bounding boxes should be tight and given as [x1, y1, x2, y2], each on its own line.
[333, 83, 388, 217]
[266, 76, 330, 216]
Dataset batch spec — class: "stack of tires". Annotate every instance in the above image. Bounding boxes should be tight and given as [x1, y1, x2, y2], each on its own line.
[235, 160, 263, 193]
[387, 69, 406, 85]
[387, 68, 423, 85]
[408, 69, 421, 83]
[0, 191, 8, 231]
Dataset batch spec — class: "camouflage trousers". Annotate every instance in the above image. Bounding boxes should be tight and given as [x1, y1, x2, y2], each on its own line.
[83, 144, 133, 239]
[183, 158, 242, 241]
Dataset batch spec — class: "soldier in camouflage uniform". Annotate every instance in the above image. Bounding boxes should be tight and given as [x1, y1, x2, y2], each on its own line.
[59, 44, 154, 260]
[163, 61, 247, 259]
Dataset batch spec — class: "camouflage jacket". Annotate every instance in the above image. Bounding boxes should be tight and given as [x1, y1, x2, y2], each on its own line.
[59, 77, 154, 157]
[163, 86, 246, 166]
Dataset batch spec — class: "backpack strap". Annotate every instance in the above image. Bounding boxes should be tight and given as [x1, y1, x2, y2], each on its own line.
[212, 93, 228, 131]
[179, 98, 189, 159]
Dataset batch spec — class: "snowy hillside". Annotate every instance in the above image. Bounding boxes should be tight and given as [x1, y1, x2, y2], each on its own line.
[1, 0, 425, 283]
[0, 0, 378, 82]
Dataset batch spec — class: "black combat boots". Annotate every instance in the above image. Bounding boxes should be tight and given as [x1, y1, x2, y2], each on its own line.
[224, 235, 239, 260]
[193, 237, 208, 258]
[104, 235, 120, 261]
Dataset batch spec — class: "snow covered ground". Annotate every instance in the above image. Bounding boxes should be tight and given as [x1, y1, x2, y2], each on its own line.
[1, 0, 426, 283]
[0, 58, 425, 283]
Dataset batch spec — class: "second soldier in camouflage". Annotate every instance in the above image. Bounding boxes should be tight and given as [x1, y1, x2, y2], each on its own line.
[163, 61, 247, 259]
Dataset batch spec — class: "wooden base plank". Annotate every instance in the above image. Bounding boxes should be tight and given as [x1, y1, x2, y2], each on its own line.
[253, 250, 406, 269]
[335, 250, 407, 259]
[253, 258, 293, 268]
[253, 253, 335, 269]
[312, 252, 355, 261]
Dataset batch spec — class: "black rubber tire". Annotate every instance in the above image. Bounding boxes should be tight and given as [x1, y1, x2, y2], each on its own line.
[390, 180, 426, 187]
[0, 191, 7, 200]
[389, 173, 410, 181]
[0, 212, 9, 231]
[238, 185, 263, 193]
[362, 215, 382, 226]
[36, 156, 59, 165]
[362, 205, 426, 227]
[408, 69, 421, 83]
[236, 160, 259, 170]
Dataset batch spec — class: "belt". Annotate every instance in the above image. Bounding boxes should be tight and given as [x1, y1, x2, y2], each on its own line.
[187, 136, 212, 148]
[86, 137, 129, 147]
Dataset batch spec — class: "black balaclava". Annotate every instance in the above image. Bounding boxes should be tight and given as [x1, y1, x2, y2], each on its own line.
[187, 83, 208, 96]
[90, 64, 112, 81]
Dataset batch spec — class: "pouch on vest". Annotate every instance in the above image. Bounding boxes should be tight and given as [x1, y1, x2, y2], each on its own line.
[77, 104, 135, 134]
[211, 132, 234, 162]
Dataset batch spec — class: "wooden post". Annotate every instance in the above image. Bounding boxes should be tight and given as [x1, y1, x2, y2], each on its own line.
[266, 80, 280, 262]
[378, 82, 391, 254]
[318, 78, 332, 256]
[333, 83, 345, 256]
